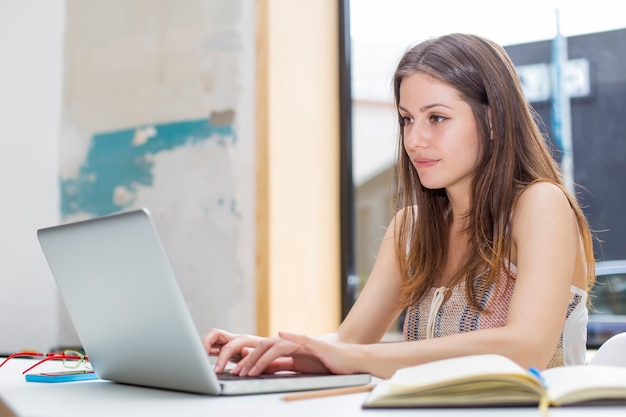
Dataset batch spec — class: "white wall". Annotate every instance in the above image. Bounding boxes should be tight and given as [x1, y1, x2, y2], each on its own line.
[0, 0, 256, 353]
[0, 0, 64, 352]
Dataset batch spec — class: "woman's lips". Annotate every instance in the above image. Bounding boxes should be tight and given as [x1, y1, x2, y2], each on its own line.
[413, 158, 438, 169]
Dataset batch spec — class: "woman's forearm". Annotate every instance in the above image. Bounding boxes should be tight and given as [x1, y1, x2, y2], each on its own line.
[357, 327, 550, 379]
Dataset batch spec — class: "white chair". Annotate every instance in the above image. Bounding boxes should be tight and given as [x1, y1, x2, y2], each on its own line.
[588, 332, 626, 367]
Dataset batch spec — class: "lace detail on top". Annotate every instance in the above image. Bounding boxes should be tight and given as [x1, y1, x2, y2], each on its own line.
[426, 287, 448, 339]
[403, 266, 588, 367]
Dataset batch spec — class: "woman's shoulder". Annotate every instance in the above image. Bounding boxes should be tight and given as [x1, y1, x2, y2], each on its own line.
[513, 181, 571, 214]
[390, 205, 418, 227]
[510, 180, 577, 237]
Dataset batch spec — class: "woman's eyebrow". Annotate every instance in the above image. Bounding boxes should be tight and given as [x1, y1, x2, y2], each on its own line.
[398, 103, 452, 113]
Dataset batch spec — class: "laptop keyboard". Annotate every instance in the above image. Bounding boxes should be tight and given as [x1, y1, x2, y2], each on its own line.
[217, 371, 308, 381]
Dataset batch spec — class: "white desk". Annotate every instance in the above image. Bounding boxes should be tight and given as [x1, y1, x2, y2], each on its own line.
[2, 358, 626, 417]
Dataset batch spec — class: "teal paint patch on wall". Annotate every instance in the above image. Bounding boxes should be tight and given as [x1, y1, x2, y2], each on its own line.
[61, 118, 234, 218]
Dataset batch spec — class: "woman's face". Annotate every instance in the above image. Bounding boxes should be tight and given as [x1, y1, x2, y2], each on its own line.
[399, 72, 482, 195]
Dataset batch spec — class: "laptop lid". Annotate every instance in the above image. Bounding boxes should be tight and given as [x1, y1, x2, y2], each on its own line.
[37, 208, 370, 395]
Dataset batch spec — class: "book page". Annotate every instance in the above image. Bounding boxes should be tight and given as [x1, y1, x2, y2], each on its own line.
[388, 354, 529, 391]
[543, 365, 626, 406]
[364, 354, 545, 407]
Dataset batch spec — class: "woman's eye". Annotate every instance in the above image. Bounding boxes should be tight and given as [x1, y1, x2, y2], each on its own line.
[400, 116, 414, 126]
[430, 115, 447, 124]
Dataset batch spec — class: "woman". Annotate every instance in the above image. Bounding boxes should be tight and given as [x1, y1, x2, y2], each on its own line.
[204, 33, 596, 379]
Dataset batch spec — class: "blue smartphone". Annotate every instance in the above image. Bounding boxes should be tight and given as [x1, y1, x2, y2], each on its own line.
[25, 370, 98, 383]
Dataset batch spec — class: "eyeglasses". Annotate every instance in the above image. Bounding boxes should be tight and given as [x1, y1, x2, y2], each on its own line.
[0, 350, 91, 374]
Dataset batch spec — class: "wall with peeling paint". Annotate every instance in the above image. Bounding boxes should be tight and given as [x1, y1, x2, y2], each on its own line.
[0, 0, 256, 352]
[55, 0, 257, 346]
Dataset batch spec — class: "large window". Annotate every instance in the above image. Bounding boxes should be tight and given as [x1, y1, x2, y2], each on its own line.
[343, 0, 626, 336]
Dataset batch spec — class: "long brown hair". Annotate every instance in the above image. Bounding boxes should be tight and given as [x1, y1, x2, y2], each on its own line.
[392, 33, 595, 309]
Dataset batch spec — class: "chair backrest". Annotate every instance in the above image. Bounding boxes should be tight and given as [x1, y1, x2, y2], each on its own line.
[588, 332, 626, 367]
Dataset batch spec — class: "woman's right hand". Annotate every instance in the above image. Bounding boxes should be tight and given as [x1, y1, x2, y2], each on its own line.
[203, 328, 264, 373]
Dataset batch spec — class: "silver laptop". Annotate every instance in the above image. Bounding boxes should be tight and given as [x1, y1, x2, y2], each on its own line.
[37, 208, 370, 395]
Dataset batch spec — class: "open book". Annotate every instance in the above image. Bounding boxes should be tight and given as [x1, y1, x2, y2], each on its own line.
[363, 354, 626, 411]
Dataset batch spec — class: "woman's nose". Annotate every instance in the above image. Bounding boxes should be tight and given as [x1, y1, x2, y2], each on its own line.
[404, 123, 428, 149]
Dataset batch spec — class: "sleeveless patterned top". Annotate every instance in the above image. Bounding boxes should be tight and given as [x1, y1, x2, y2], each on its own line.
[402, 264, 589, 367]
